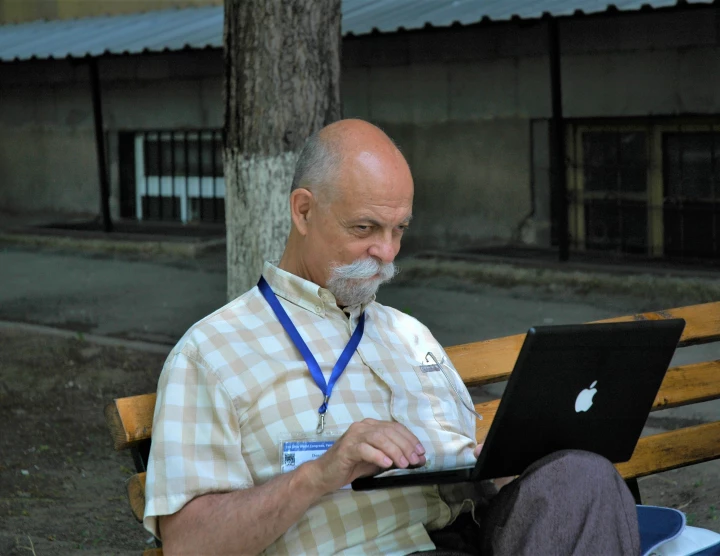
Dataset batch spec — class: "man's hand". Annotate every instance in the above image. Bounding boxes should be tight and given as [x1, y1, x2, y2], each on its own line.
[303, 419, 426, 495]
[474, 442, 515, 490]
[473, 443, 484, 458]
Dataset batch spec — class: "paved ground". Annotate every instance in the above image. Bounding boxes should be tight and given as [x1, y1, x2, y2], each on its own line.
[0, 248, 226, 345]
[0, 245, 711, 343]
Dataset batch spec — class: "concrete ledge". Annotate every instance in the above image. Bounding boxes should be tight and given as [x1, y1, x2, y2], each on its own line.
[0, 232, 226, 258]
[397, 256, 720, 305]
[0, 320, 173, 354]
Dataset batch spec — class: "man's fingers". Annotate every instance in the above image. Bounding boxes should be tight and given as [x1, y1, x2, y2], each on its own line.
[381, 426, 421, 465]
[359, 419, 425, 457]
[407, 454, 427, 468]
[343, 420, 426, 470]
[388, 422, 425, 457]
[356, 442, 393, 469]
[368, 433, 411, 468]
[366, 427, 421, 468]
[474, 443, 484, 458]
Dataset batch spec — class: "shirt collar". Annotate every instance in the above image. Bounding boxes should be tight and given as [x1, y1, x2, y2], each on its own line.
[261, 261, 375, 318]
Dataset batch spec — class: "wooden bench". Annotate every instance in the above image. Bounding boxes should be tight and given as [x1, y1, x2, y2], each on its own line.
[105, 301, 720, 555]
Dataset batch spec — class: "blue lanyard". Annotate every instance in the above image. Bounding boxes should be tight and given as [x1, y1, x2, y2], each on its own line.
[258, 277, 365, 434]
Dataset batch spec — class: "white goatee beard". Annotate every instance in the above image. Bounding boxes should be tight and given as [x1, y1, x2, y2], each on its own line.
[325, 258, 398, 307]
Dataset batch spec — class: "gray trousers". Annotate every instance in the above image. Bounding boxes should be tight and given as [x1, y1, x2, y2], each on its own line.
[423, 450, 641, 556]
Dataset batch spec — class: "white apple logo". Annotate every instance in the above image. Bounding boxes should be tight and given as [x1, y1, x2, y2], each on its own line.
[575, 380, 598, 413]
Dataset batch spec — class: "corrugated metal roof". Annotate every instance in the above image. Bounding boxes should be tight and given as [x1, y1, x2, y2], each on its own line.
[0, 7, 224, 61]
[344, 0, 713, 34]
[0, 0, 715, 62]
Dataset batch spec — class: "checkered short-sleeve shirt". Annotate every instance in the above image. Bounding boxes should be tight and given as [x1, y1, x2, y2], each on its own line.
[144, 262, 479, 555]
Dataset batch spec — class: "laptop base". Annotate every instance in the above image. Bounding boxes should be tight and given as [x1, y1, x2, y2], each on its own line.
[352, 466, 474, 490]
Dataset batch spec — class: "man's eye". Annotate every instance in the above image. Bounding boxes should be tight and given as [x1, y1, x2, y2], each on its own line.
[355, 225, 370, 232]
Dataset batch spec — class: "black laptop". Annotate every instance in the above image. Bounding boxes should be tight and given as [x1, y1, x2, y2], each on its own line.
[352, 319, 686, 491]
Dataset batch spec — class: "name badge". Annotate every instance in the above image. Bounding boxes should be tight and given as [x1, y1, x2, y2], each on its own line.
[281, 440, 335, 473]
[279, 432, 351, 490]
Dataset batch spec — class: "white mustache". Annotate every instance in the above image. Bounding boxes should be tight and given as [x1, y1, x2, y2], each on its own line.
[325, 258, 399, 306]
[330, 258, 397, 281]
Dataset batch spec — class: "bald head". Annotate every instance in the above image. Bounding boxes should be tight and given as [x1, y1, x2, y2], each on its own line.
[280, 119, 414, 304]
[290, 119, 407, 203]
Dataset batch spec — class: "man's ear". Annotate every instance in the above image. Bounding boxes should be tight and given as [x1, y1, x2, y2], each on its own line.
[290, 188, 314, 236]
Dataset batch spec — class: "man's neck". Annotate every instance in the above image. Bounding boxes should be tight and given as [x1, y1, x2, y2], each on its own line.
[278, 245, 349, 309]
[278, 251, 307, 281]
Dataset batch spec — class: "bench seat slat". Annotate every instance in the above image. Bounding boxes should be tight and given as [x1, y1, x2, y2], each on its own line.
[474, 360, 720, 440]
[450, 301, 720, 387]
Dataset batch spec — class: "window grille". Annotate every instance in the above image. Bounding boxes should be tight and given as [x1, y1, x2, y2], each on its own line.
[566, 121, 720, 262]
[134, 130, 224, 224]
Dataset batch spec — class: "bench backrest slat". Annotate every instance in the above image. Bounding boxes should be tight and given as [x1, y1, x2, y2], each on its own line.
[615, 421, 720, 479]
[450, 301, 720, 387]
[127, 472, 146, 523]
[105, 394, 157, 451]
[106, 358, 720, 451]
[474, 359, 720, 440]
[595, 302, 720, 347]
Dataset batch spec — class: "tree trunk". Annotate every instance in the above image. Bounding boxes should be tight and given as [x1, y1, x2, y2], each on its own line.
[223, 0, 342, 299]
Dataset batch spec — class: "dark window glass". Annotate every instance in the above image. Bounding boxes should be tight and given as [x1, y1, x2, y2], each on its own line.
[581, 131, 648, 253]
[189, 197, 225, 224]
[664, 133, 719, 200]
[583, 132, 647, 193]
[585, 200, 647, 254]
[141, 196, 181, 222]
[663, 132, 720, 258]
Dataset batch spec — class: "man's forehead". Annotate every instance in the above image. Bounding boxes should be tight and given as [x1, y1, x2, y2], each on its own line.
[344, 210, 413, 225]
[331, 180, 412, 209]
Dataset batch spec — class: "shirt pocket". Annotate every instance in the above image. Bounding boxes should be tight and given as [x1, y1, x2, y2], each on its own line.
[406, 348, 474, 432]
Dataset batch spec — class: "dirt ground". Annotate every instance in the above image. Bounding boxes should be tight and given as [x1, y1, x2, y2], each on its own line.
[1, 328, 718, 556]
[0, 329, 165, 555]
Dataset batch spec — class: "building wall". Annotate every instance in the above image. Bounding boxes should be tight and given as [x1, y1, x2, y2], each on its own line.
[0, 51, 223, 217]
[0, 64, 98, 215]
[342, 61, 536, 250]
[1, 7, 719, 250]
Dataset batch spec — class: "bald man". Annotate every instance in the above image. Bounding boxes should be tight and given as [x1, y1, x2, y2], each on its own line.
[144, 120, 640, 555]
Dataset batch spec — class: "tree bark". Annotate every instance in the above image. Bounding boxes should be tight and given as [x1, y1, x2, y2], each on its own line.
[223, 0, 342, 299]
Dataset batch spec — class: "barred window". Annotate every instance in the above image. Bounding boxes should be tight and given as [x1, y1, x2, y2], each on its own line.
[567, 122, 720, 261]
[133, 131, 225, 224]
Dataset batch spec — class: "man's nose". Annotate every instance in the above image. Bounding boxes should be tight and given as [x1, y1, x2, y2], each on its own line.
[368, 236, 398, 265]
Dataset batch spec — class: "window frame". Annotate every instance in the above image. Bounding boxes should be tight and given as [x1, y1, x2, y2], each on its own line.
[567, 122, 656, 255]
[566, 120, 720, 259]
